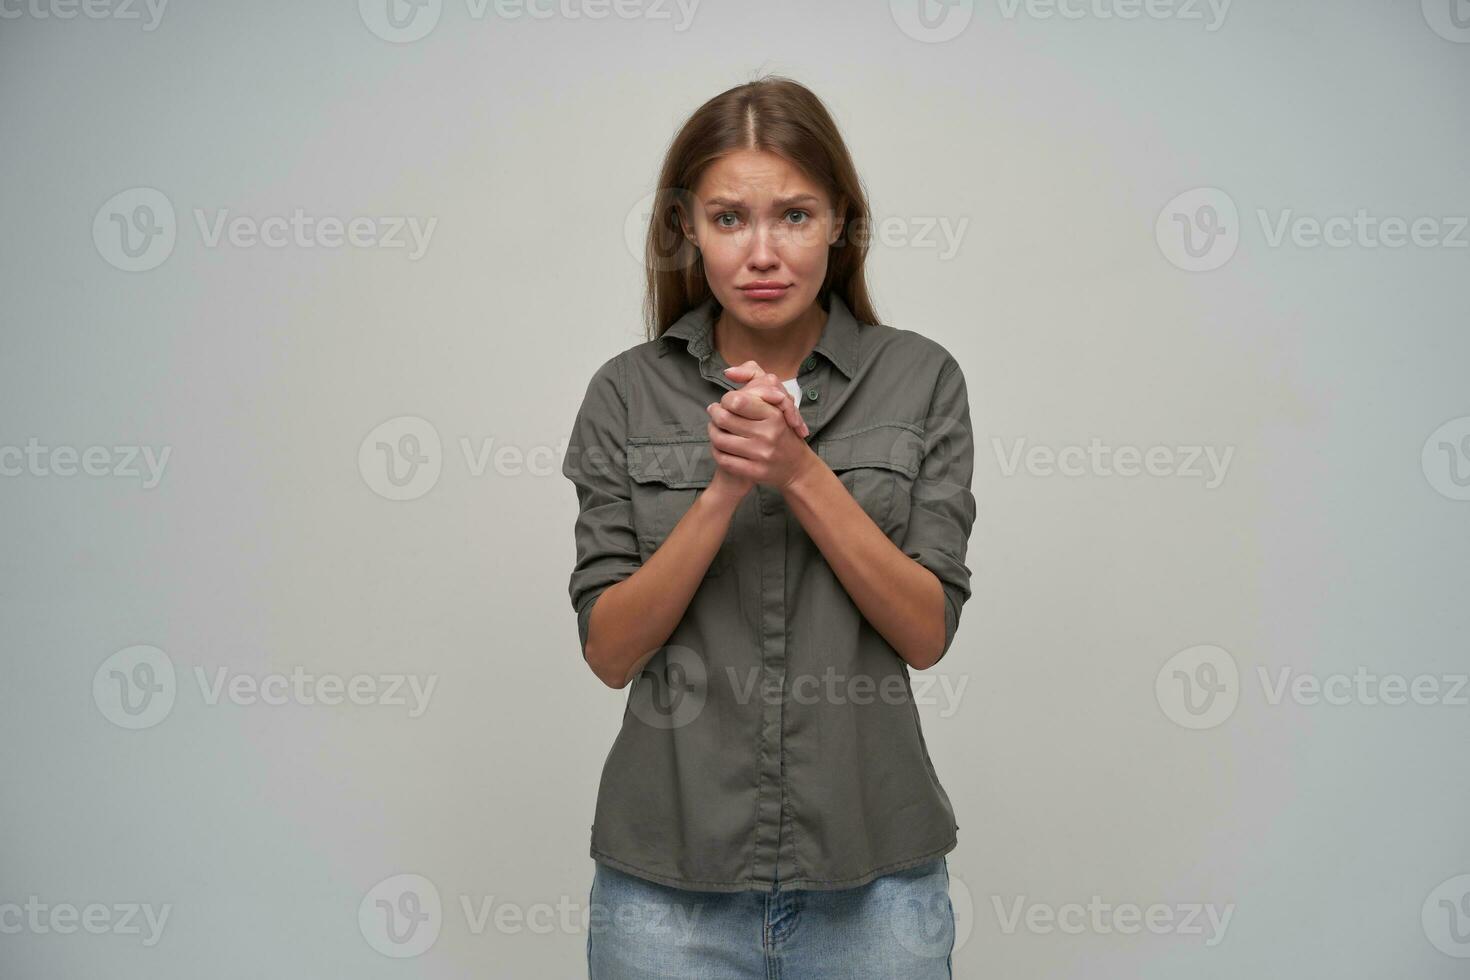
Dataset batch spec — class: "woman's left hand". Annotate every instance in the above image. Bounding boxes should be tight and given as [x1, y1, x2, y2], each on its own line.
[706, 373, 817, 491]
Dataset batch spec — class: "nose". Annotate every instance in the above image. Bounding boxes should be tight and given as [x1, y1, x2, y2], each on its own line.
[747, 222, 779, 270]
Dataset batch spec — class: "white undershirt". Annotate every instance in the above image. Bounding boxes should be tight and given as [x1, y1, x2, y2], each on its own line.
[782, 377, 801, 413]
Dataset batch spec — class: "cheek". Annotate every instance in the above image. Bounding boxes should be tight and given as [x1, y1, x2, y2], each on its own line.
[787, 245, 828, 279]
[785, 225, 833, 271]
[697, 240, 742, 280]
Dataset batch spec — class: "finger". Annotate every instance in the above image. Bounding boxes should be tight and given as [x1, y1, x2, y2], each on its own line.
[708, 420, 760, 463]
[746, 385, 792, 408]
[757, 375, 807, 435]
[789, 403, 809, 438]
[726, 365, 808, 436]
[711, 399, 793, 443]
[719, 386, 781, 421]
[749, 384, 807, 437]
[758, 372, 810, 436]
[743, 376, 808, 437]
[722, 360, 766, 381]
[710, 404, 806, 460]
[707, 401, 757, 439]
[710, 442, 757, 481]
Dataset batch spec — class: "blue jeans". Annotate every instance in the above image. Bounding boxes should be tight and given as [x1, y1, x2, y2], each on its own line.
[586, 857, 955, 979]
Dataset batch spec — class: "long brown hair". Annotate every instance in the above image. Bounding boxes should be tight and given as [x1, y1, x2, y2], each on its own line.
[642, 73, 879, 341]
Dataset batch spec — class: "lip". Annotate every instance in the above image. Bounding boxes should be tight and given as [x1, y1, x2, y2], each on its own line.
[738, 283, 791, 300]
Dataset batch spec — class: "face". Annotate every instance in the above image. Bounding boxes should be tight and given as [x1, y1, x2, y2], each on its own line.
[679, 149, 844, 330]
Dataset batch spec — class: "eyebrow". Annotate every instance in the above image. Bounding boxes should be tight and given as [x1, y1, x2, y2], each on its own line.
[704, 194, 820, 210]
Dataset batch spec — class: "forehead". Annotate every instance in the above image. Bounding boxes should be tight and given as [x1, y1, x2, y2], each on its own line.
[694, 150, 827, 205]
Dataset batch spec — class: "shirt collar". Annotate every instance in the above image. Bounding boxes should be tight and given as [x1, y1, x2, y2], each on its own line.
[661, 291, 861, 380]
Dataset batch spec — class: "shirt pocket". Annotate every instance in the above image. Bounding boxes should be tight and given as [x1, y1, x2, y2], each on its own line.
[815, 421, 923, 540]
[625, 433, 731, 577]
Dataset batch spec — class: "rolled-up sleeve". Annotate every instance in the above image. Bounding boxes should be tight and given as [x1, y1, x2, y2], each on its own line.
[563, 354, 641, 660]
[900, 356, 977, 659]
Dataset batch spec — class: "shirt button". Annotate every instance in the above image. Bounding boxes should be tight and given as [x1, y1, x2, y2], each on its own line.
[801, 355, 818, 372]
[804, 386, 819, 403]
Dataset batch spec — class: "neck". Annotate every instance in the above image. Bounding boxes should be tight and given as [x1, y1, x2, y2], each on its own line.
[712, 299, 827, 380]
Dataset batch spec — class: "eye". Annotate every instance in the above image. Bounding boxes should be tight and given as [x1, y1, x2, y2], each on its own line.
[714, 212, 740, 229]
[786, 210, 810, 224]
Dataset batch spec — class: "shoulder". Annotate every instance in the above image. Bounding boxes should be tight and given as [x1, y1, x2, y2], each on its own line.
[573, 348, 636, 416]
[617, 336, 670, 373]
[586, 330, 671, 389]
[859, 320, 962, 381]
[574, 334, 684, 417]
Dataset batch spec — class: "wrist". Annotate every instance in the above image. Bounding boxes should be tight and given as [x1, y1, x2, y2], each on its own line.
[779, 445, 827, 504]
[697, 481, 747, 518]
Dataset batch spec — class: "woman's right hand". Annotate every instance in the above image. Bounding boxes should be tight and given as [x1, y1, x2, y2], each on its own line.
[723, 362, 809, 438]
[705, 361, 807, 503]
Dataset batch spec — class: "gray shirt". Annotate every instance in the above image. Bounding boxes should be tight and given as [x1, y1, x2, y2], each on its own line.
[562, 291, 976, 893]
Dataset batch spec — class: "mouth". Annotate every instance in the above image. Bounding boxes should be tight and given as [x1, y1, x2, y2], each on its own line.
[738, 283, 791, 300]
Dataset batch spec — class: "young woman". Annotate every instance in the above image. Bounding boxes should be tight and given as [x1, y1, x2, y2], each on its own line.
[563, 74, 976, 978]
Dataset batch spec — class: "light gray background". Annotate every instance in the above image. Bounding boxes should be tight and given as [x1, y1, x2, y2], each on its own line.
[2, 0, 1468, 976]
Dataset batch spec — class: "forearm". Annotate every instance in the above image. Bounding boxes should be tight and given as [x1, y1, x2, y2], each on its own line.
[584, 488, 743, 688]
[780, 451, 947, 670]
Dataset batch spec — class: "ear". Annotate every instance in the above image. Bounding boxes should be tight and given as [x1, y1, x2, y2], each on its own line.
[673, 201, 698, 247]
[830, 196, 847, 244]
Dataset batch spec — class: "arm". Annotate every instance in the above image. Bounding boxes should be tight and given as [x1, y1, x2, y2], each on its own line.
[583, 484, 744, 689]
[711, 357, 976, 670]
[780, 454, 951, 670]
[564, 357, 802, 689]
[892, 358, 977, 662]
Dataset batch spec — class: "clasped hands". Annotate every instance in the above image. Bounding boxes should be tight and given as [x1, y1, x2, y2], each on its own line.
[705, 361, 817, 500]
